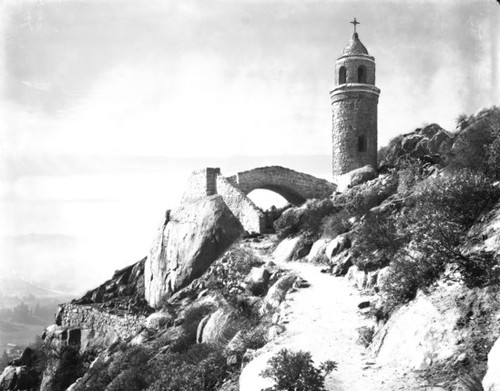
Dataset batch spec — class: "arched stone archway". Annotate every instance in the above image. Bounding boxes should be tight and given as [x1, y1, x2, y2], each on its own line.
[181, 166, 336, 233]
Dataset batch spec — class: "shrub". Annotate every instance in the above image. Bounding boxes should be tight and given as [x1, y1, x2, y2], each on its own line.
[108, 345, 154, 379]
[381, 254, 444, 304]
[171, 304, 213, 352]
[261, 349, 337, 391]
[446, 107, 500, 173]
[397, 158, 426, 194]
[486, 135, 500, 180]
[147, 344, 229, 391]
[240, 325, 268, 350]
[458, 251, 500, 288]
[381, 170, 500, 304]
[77, 358, 113, 391]
[353, 213, 407, 272]
[51, 345, 86, 391]
[28, 335, 48, 379]
[320, 209, 352, 239]
[226, 246, 264, 277]
[274, 199, 335, 239]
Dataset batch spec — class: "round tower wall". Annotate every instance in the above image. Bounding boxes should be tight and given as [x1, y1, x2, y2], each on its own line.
[331, 91, 378, 176]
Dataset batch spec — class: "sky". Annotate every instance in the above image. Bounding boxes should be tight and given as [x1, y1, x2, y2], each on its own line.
[0, 0, 499, 295]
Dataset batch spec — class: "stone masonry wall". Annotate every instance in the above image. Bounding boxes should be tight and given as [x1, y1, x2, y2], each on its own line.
[59, 303, 146, 343]
[181, 168, 220, 203]
[216, 175, 265, 233]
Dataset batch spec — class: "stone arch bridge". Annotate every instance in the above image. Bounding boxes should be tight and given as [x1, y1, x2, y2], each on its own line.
[181, 166, 336, 233]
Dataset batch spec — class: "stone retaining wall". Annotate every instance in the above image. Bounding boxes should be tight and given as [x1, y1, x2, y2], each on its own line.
[59, 303, 146, 342]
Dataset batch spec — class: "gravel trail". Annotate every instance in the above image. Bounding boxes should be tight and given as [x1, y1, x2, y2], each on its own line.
[243, 239, 427, 391]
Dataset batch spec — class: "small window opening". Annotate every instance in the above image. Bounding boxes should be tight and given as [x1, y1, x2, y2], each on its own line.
[358, 66, 367, 83]
[339, 66, 346, 84]
[358, 135, 367, 152]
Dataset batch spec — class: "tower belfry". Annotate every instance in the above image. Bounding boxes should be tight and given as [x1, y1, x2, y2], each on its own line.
[330, 19, 380, 178]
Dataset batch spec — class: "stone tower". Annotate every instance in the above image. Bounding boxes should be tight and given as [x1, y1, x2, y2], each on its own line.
[330, 19, 380, 178]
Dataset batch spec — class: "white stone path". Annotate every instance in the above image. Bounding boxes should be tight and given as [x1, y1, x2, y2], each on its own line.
[240, 240, 428, 391]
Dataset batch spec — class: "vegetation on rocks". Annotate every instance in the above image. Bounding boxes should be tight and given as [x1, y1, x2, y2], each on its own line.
[274, 199, 335, 239]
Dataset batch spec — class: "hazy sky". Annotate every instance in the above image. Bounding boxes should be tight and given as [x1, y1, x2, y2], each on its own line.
[0, 0, 499, 293]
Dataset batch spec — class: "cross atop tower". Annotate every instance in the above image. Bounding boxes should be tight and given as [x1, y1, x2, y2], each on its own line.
[350, 18, 360, 33]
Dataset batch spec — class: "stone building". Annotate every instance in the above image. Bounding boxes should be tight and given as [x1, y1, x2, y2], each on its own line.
[330, 19, 381, 178]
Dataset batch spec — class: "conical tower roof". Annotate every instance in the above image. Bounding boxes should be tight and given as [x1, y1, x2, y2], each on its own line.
[341, 32, 369, 56]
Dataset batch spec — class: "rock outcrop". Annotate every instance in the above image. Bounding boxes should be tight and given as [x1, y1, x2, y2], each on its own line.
[379, 123, 453, 168]
[145, 195, 244, 307]
[335, 165, 377, 192]
[73, 258, 147, 310]
[370, 288, 462, 370]
[483, 336, 500, 391]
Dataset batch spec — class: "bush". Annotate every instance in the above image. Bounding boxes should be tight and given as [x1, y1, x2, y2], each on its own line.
[486, 135, 500, 179]
[397, 158, 426, 194]
[261, 349, 337, 391]
[225, 246, 263, 277]
[381, 255, 444, 304]
[446, 107, 500, 174]
[381, 170, 500, 304]
[353, 213, 407, 272]
[458, 251, 500, 288]
[171, 304, 213, 352]
[274, 199, 335, 239]
[51, 345, 86, 391]
[147, 344, 229, 391]
[108, 345, 154, 380]
[240, 325, 268, 350]
[320, 209, 352, 239]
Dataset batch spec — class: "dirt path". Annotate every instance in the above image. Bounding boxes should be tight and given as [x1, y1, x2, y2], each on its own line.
[243, 239, 427, 391]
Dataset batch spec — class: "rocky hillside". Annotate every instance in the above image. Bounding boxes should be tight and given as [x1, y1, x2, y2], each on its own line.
[1, 105, 500, 391]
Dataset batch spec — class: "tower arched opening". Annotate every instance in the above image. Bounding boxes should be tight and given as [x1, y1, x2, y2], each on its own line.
[358, 65, 367, 83]
[339, 66, 346, 84]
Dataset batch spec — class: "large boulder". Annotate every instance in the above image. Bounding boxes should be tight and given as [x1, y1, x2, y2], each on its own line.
[346, 265, 367, 289]
[335, 165, 377, 192]
[144, 311, 173, 331]
[261, 274, 298, 314]
[325, 235, 351, 262]
[379, 123, 454, 168]
[0, 366, 17, 390]
[199, 307, 240, 346]
[483, 336, 500, 391]
[74, 258, 146, 310]
[272, 237, 301, 263]
[369, 289, 461, 370]
[145, 195, 244, 307]
[306, 238, 330, 263]
[245, 267, 271, 296]
[330, 252, 353, 276]
[0, 365, 37, 391]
